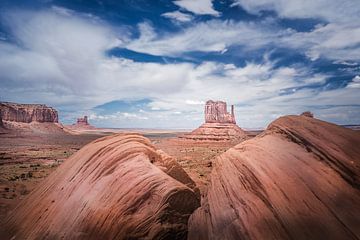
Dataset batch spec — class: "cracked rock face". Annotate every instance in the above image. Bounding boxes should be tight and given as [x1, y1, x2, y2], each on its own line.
[0, 102, 58, 123]
[1, 134, 200, 240]
[189, 115, 360, 240]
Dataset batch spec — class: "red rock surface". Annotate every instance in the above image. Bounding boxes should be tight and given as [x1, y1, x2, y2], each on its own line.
[0, 102, 58, 123]
[0, 109, 3, 127]
[205, 100, 236, 124]
[1, 134, 200, 239]
[189, 115, 360, 240]
[180, 123, 248, 142]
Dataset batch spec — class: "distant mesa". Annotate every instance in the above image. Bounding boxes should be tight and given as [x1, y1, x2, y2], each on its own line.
[77, 115, 89, 125]
[0, 102, 58, 123]
[67, 115, 96, 130]
[0, 102, 65, 134]
[181, 100, 248, 142]
[189, 115, 360, 239]
[1, 134, 200, 239]
[301, 111, 314, 118]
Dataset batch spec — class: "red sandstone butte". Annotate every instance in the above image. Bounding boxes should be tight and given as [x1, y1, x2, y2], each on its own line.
[0, 102, 58, 123]
[67, 115, 96, 130]
[181, 100, 248, 142]
[188, 115, 360, 240]
[1, 134, 200, 239]
[205, 100, 236, 124]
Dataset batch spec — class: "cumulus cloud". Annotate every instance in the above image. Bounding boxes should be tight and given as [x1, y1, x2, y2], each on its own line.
[173, 0, 220, 16]
[161, 11, 193, 22]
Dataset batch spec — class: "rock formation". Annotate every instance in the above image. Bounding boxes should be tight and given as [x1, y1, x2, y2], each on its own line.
[77, 116, 89, 125]
[301, 111, 314, 118]
[205, 100, 236, 124]
[1, 134, 200, 239]
[0, 109, 3, 127]
[67, 115, 96, 131]
[181, 100, 248, 142]
[189, 115, 360, 239]
[0, 102, 58, 123]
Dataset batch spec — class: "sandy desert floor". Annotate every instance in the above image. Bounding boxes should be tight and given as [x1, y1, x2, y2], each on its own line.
[0, 128, 259, 225]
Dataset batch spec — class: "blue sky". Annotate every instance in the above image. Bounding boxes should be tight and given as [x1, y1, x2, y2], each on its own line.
[0, 0, 359, 129]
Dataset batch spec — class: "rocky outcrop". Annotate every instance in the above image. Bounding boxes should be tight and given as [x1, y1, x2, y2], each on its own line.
[0, 109, 3, 127]
[181, 123, 248, 142]
[189, 115, 360, 240]
[181, 100, 248, 142]
[0, 102, 58, 123]
[1, 134, 200, 239]
[77, 116, 89, 125]
[205, 100, 235, 124]
[301, 111, 314, 118]
[67, 115, 96, 131]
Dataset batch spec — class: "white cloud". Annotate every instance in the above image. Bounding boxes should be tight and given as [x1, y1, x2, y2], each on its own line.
[281, 22, 360, 61]
[1, 8, 359, 128]
[125, 19, 286, 56]
[173, 0, 220, 16]
[347, 75, 360, 88]
[161, 11, 193, 22]
[231, 0, 360, 23]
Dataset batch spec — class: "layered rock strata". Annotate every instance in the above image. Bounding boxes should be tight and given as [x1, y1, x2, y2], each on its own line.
[181, 100, 248, 142]
[1, 134, 200, 239]
[205, 100, 236, 124]
[0, 102, 58, 123]
[189, 115, 360, 240]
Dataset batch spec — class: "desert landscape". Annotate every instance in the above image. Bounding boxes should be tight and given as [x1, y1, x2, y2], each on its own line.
[1, 1, 360, 239]
[0, 100, 359, 239]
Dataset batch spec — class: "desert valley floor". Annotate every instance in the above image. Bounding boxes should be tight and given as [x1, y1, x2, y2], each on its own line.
[0, 125, 255, 223]
[1, 113, 359, 239]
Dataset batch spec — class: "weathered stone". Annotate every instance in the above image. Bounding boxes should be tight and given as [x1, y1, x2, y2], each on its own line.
[76, 116, 89, 125]
[301, 111, 314, 118]
[205, 100, 236, 124]
[189, 115, 360, 240]
[1, 134, 200, 239]
[0, 102, 58, 123]
[181, 100, 247, 142]
[0, 109, 3, 127]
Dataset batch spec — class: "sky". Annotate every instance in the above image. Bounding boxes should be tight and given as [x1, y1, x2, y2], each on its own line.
[0, 0, 359, 129]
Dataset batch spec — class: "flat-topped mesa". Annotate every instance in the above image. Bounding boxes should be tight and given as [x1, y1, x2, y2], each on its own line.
[76, 115, 89, 125]
[0, 102, 58, 123]
[205, 100, 236, 124]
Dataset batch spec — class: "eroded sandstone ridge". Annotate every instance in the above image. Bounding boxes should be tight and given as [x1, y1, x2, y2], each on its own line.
[1, 134, 200, 239]
[189, 115, 360, 239]
[181, 100, 248, 142]
[0, 102, 58, 123]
